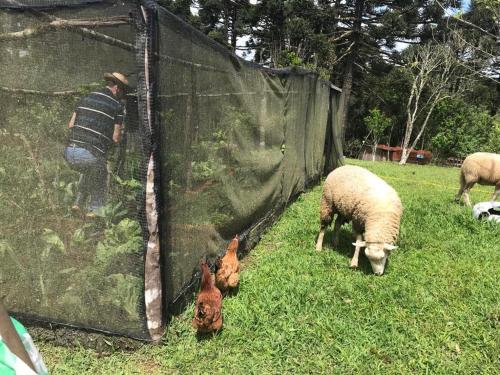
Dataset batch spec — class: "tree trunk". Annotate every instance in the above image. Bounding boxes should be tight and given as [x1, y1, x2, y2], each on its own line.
[399, 145, 411, 164]
[338, 0, 364, 146]
[339, 62, 353, 145]
[399, 81, 420, 165]
[399, 118, 413, 164]
[400, 98, 440, 164]
[271, 36, 282, 68]
[230, 7, 237, 51]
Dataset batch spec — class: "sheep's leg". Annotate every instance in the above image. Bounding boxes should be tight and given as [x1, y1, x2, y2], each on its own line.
[455, 185, 465, 204]
[316, 228, 326, 251]
[455, 172, 469, 204]
[350, 232, 363, 269]
[332, 215, 344, 248]
[457, 171, 476, 207]
[316, 195, 333, 251]
[492, 184, 500, 202]
[463, 182, 475, 207]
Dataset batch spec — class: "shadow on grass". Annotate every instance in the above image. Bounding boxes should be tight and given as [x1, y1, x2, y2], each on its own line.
[323, 227, 381, 276]
[222, 284, 240, 298]
[195, 326, 224, 341]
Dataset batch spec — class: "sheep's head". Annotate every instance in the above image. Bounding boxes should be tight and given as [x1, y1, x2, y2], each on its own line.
[352, 241, 397, 275]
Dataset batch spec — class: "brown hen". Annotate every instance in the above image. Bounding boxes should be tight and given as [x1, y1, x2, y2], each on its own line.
[215, 235, 240, 292]
[192, 261, 223, 333]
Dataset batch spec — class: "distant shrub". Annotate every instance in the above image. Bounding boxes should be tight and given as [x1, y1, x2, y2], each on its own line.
[430, 98, 497, 159]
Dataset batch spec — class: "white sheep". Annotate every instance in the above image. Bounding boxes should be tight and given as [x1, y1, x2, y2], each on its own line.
[315, 165, 403, 275]
[455, 152, 500, 207]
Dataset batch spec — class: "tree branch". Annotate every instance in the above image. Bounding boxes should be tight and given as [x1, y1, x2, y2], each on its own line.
[329, 30, 354, 44]
[22, 11, 135, 51]
[74, 26, 135, 51]
[391, 39, 421, 45]
[0, 86, 77, 96]
[0, 16, 131, 41]
[331, 42, 355, 66]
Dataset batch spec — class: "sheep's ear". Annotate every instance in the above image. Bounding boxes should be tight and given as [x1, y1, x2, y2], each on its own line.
[384, 243, 398, 251]
[352, 241, 366, 248]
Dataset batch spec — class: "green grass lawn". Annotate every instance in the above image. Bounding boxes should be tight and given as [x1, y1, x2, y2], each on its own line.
[38, 159, 499, 374]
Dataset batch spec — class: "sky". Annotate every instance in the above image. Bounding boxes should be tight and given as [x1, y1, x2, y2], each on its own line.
[461, 0, 471, 12]
[446, 0, 471, 16]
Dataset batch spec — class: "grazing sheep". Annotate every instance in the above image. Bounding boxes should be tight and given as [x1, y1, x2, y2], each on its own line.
[315, 165, 403, 275]
[455, 152, 500, 207]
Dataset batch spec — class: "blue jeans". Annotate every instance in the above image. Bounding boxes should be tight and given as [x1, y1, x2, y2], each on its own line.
[64, 146, 107, 212]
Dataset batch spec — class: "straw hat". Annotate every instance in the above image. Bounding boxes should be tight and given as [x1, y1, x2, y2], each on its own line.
[104, 72, 129, 89]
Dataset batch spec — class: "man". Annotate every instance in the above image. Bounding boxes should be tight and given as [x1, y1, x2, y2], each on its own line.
[64, 72, 129, 218]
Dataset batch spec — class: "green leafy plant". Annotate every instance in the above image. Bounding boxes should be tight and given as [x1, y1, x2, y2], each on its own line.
[101, 274, 142, 319]
[284, 51, 303, 66]
[38, 229, 67, 307]
[52, 179, 77, 209]
[41, 228, 66, 256]
[486, 116, 500, 153]
[61, 218, 143, 323]
[0, 240, 25, 272]
[95, 202, 129, 228]
[70, 224, 95, 249]
[430, 99, 497, 159]
[189, 109, 247, 183]
[111, 175, 143, 209]
[95, 218, 142, 265]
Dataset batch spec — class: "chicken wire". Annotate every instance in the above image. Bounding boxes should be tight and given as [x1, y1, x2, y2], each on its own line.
[0, 0, 343, 340]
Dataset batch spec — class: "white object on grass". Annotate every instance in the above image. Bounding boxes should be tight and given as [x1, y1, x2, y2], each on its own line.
[472, 202, 500, 223]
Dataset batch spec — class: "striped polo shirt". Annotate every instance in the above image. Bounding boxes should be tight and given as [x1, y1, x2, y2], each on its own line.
[69, 87, 124, 157]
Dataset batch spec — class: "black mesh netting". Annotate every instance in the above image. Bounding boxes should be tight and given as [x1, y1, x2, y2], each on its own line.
[0, 1, 156, 339]
[157, 8, 343, 312]
[0, 0, 102, 8]
[0, 0, 343, 340]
